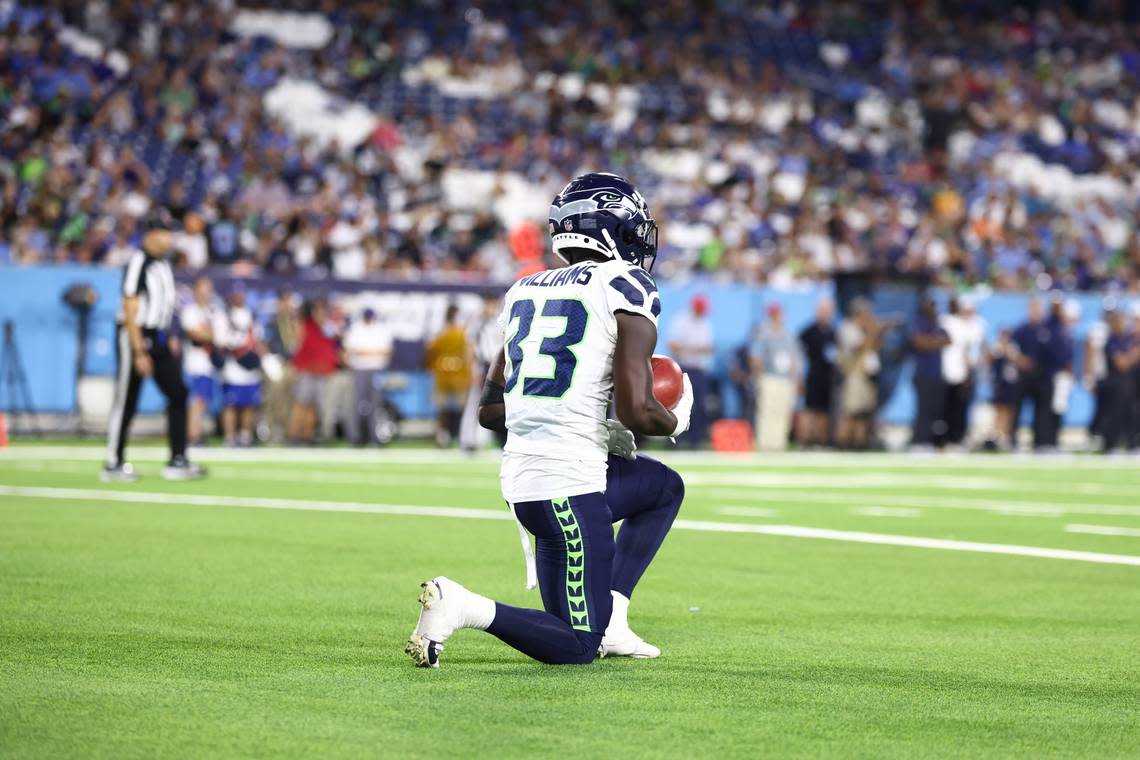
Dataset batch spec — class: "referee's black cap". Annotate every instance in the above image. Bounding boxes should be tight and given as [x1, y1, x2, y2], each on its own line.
[142, 207, 175, 231]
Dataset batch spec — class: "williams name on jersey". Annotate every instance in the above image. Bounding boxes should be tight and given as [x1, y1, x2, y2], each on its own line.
[497, 258, 659, 502]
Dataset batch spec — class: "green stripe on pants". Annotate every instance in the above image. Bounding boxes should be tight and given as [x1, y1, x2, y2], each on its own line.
[551, 497, 590, 631]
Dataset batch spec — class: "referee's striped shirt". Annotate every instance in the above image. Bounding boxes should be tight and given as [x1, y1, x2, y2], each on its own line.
[119, 248, 176, 330]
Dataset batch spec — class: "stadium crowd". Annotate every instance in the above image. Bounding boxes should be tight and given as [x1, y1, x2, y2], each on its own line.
[4, 1, 1140, 291]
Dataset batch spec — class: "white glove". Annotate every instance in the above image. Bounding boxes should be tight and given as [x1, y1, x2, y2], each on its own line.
[603, 418, 637, 460]
[670, 373, 694, 438]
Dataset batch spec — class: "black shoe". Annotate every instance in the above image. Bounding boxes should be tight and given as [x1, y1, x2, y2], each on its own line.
[162, 457, 206, 481]
[101, 463, 139, 483]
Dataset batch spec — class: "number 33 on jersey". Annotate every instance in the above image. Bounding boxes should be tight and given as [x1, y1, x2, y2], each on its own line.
[498, 258, 660, 461]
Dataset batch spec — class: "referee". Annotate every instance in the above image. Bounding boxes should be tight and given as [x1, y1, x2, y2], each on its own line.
[102, 211, 205, 482]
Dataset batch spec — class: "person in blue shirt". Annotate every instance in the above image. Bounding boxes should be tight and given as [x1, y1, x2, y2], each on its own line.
[1009, 297, 1053, 450]
[1101, 308, 1140, 452]
[986, 328, 1019, 450]
[909, 296, 950, 448]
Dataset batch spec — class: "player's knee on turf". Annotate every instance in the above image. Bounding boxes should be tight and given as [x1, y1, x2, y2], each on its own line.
[555, 632, 602, 665]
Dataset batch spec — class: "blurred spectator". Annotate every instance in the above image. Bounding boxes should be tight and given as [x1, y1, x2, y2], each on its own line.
[343, 308, 393, 446]
[214, 289, 262, 447]
[174, 213, 208, 270]
[288, 298, 338, 444]
[1100, 308, 1139, 452]
[909, 296, 951, 449]
[1084, 303, 1112, 447]
[207, 209, 241, 266]
[462, 294, 505, 450]
[1010, 297, 1057, 451]
[798, 298, 836, 448]
[727, 342, 757, 428]
[1050, 300, 1081, 445]
[836, 299, 880, 450]
[668, 295, 715, 448]
[1132, 305, 1140, 450]
[425, 304, 472, 447]
[986, 328, 1020, 450]
[940, 296, 986, 448]
[750, 303, 800, 451]
[180, 276, 218, 445]
[320, 304, 353, 442]
[262, 290, 299, 443]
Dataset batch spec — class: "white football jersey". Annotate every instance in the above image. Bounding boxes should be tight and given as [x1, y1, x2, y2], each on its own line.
[498, 258, 660, 503]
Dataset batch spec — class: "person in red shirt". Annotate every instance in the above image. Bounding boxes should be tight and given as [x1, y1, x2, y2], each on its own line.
[287, 298, 340, 443]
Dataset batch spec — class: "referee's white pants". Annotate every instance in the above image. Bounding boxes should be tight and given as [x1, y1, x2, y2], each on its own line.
[756, 374, 795, 451]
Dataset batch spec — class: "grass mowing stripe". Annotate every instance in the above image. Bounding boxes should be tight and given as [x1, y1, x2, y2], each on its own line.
[4, 484, 1140, 567]
[2, 461, 501, 489]
[1066, 524, 1140, 538]
[850, 507, 923, 518]
[707, 488, 1140, 517]
[0, 484, 513, 521]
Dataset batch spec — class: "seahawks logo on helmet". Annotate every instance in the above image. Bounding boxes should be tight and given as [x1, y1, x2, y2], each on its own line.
[548, 172, 658, 271]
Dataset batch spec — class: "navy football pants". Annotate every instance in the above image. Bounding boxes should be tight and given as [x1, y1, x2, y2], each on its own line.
[486, 455, 685, 664]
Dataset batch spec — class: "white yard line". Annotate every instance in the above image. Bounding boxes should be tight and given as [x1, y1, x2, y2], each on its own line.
[1066, 524, 1140, 538]
[673, 519, 1140, 567]
[2, 484, 1138, 567]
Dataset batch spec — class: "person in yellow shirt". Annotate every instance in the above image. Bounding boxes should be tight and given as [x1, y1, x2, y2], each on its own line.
[425, 304, 473, 446]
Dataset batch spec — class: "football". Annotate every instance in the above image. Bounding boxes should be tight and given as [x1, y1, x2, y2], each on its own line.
[650, 354, 684, 409]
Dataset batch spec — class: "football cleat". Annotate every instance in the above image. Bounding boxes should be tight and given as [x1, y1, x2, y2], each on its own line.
[405, 576, 467, 668]
[599, 627, 661, 659]
[101, 463, 139, 483]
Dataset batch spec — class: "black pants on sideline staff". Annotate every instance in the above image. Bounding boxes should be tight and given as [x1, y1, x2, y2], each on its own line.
[911, 373, 945, 446]
[942, 377, 974, 446]
[1009, 371, 1056, 449]
[106, 326, 188, 466]
[1101, 375, 1136, 452]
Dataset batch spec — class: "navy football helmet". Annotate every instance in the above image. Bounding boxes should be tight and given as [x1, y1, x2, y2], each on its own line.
[548, 172, 658, 271]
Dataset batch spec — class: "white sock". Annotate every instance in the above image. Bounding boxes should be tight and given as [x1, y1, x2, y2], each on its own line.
[609, 591, 630, 631]
[462, 589, 496, 631]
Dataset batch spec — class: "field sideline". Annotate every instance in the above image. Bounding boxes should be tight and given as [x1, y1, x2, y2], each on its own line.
[2, 443, 1139, 758]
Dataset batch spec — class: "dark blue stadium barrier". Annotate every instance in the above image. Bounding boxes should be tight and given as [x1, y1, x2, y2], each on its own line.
[0, 266, 1110, 426]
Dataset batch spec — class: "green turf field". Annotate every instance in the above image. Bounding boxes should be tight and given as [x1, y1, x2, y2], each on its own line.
[2, 444, 1139, 758]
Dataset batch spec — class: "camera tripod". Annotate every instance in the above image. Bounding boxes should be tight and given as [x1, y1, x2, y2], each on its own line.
[0, 320, 40, 436]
